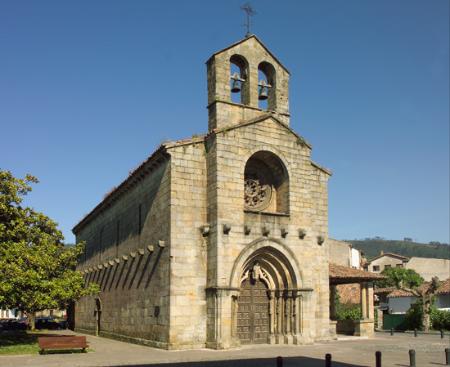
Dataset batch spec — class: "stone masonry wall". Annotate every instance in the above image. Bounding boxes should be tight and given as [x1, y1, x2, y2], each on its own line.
[74, 160, 171, 348]
[206, 117, 331, 345]
[166, 141, 208, 349]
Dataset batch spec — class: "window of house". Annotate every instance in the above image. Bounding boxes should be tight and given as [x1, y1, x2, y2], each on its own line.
[372, 265, 380, 271]
[396, 264, 403, 268]
[384, 265, 392, 269]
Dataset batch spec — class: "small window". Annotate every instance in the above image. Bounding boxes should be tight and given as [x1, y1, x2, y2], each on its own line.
[373, 265, 380, 272]
[396, 264, 403, 268]
[384, 265, 392, 269]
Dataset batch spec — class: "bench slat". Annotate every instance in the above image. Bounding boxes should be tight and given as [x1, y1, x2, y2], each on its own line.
[38, 336, 88, 353]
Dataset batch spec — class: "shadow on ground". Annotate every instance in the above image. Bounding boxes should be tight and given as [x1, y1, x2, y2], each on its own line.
[109, 357, 365, 367]
[0, 331, 60, 347]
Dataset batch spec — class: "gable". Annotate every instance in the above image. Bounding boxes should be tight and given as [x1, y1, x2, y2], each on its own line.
[207, 35, 290, 74]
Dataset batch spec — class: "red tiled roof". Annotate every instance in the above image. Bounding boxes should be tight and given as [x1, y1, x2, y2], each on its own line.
[387, 278, 450, 298]
[329, 263, 385, 285]
[374, 287, 396, 294]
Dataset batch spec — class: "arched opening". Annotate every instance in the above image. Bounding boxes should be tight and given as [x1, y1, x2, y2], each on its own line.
[258, 62, 276, 110]
[244, 151, 289, 214]
[94, 298, 102, 336]
[236, 246, 299, 344]
[230, 55, 249, 105]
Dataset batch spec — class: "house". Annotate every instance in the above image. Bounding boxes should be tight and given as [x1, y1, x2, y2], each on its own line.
[382, 278, 450, 314]
[73, 35, 343, 349]
[366, 252, 450, 281]
[366, 252, 409, 273]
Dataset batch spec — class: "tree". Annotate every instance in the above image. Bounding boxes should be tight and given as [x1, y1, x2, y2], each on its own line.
[376, 266, 441, 332]
[0, 170, 99, 329]
[402, 277, 441, 332]
[376, 267, 424, 289]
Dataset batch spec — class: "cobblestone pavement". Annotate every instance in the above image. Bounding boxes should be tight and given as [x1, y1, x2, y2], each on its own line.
[0, 331, 449, 367]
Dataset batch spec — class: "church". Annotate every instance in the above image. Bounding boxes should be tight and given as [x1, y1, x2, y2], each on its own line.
[73, 35, 375, 349]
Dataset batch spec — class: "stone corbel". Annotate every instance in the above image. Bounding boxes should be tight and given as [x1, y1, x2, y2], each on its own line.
[262, 226, 270, 237]
[138, 248, 145, 255]
[103, 262, 109, 268]
[298, 228, 306, 239]
[122, 255, 129, 261]
[88, 267, 93, 272]
[200, 225, 210, 237]
[114, 258, 120, 264]
[158, 240, 165, 248]
[108, 260, 115, 266]
[147, 245, 154, 253]
[97, 264, 103, 270]
[223, 223, 231, 235]
[244, 225, 251, 235]
[281, 228, 288, 238]
[130, 251, 137, 258]
[317, 235, 325, 245]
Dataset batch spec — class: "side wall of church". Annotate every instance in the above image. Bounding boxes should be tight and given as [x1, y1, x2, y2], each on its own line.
[165, 142, 208, 349]
[74, 160, 172, 348]
[206, 118, 331, 345]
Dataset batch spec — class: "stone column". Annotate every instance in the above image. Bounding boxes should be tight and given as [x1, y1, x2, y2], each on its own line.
[360, 282, 368, 319]
[206, 287, 240, 349]
[367, 282, 374, 320]
[329, 285, 337, 320]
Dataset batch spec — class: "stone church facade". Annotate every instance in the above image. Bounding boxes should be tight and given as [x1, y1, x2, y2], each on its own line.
[73, 35, 334, 349]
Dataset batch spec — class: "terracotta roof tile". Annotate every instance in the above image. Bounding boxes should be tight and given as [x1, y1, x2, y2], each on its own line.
[329, 263, 385, 285]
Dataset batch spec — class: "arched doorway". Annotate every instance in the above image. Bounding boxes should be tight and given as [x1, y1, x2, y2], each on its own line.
[233, 244, 301, 345]
[237, 276, 270, 344]
[94, 298, 102, 336]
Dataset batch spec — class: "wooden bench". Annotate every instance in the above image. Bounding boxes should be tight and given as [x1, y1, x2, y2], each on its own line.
[38, 336, 88, 354]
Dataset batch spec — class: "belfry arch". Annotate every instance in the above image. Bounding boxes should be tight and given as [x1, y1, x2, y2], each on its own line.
[229, 239, 308, 345]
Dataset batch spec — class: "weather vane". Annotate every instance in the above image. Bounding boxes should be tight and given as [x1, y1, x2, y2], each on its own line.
[241, 2, 256, 37]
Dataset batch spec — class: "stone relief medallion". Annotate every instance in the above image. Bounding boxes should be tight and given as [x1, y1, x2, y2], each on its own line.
[244, 177, 272, 210]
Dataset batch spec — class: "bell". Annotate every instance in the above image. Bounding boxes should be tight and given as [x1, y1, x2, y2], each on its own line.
[231, 79, 241, 93]
[258, 86, 268, 100]
[230, 72, 242, 93]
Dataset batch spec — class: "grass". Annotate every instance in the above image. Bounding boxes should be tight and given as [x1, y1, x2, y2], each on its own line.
[0, 331, 40, 355]
[0, 330, 92, 356]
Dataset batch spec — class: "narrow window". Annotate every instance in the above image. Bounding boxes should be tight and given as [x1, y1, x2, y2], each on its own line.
[99, 227, 103, 261]
[138, 204, 142, 235]
[116, 220, 120, 257]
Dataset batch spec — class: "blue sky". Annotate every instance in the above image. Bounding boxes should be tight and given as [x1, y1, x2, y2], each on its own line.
[1, 0, 448, 244]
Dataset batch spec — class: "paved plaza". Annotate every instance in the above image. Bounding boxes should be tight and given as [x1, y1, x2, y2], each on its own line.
[0, 331, 449, 367]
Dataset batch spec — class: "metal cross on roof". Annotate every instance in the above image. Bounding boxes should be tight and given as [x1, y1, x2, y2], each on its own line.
[241, 2, 256, 37]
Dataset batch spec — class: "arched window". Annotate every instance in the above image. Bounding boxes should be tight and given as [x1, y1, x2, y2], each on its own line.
[230, 55, 249, 105]
[244, 151, 289, 213]
[258, 62, 276, 110]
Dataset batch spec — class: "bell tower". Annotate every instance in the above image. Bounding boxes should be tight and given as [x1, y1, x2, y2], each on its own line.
[206, 35, 290, 131]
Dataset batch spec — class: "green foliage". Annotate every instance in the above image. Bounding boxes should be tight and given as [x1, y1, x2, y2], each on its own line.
[376, 267, 424, 289]
[431, 309, 450, 331]
[0, 170, 99, 321]
[336, 304, 362, 321]
[404, 302, 423, 330]
[347, 239, 450, 260]
[404, 301, 450, 331]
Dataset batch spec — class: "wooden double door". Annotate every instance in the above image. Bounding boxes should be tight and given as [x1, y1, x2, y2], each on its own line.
[237, 278, 270, 344]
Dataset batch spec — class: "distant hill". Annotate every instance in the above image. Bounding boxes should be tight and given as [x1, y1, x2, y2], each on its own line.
[345, 239, 450, 260]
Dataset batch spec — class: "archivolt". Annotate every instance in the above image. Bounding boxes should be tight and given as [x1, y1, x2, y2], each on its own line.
[229, 238, 302, 290]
